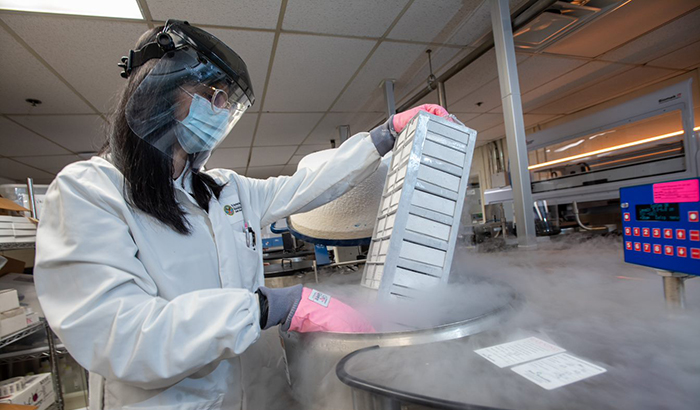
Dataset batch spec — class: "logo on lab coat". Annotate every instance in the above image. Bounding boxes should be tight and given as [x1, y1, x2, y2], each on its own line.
[224, 202, 242, 216]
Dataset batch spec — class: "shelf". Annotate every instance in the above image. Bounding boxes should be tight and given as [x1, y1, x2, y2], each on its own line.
[0, 321, 45, 349]
[0, 241, 36, 251]
[0, 343, 68, 364]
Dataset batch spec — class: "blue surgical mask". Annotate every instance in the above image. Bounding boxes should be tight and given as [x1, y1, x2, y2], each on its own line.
[177, 94, 231, 154]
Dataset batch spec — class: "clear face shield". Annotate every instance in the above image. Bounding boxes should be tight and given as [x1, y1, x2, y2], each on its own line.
[125, 46, 251, 169]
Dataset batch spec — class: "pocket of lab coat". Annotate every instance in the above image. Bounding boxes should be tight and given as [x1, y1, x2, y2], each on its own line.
[230, 221, 261, 289]
[122, 393, 224, 410]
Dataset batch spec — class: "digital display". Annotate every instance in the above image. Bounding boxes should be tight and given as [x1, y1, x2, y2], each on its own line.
[635, 203, 680, 222]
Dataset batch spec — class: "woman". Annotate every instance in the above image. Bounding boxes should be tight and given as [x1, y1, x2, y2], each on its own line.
[34, 20, 451, 409]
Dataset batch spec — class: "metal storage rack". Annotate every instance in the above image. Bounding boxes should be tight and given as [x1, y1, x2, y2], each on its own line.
[0, 178, 65, 409]
[362, 112, 477, 298]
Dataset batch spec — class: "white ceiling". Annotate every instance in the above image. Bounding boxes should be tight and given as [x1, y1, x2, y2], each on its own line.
[1, 0, 699, 183]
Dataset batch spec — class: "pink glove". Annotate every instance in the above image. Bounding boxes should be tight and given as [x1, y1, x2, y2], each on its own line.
[288, 288, 376, 333]
[392, 104, 450, 134]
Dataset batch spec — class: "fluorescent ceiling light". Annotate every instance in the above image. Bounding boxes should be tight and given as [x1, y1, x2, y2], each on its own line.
[0, 0, 143, 19]
[554, 138, 584, 153]
[528, 126, 700, 171]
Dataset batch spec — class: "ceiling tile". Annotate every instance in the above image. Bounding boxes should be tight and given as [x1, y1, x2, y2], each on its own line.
[263, 33, 375, 112]
[447, 78, 502, 114]
[288, 155, 305, 165]
[246, 166, 285, 179]
[201, 28, 275, 109]
[281, 164, 297, 175]
[543, 0, 700, 58]
[531, 66, 679, 115]
[465, 113, 503, 132]
[477, 124, 506, 142]
[445, 0, 491, 46]
[394, 46, 467, 104]
[452, 113, 481, 124]
[13, 154, 81, 174]
[599, 8, 700, 65]
[304, 112, 383, 144]
[647, 40, 700, 70]
[9, 115, 107, 153]
[254, 113, 324, 146]
[524, 114, 560, 128]
[284, 0, 407, 37]
[206, 148, 249, 170]
[472, 114, 559, 142]
[0, 21, 94, 115]
[250, 146, 295, 166]
[444, 50, 528, 111]
[517, 55, 588, 94]
[410, 89, 439, 108]
[447, 0, 527, 46]
[295, 144, 332, 156]
[148, 0, 282, 29]
[388, 0, 464, 43]
[1, 13, 148, 113]
[334, 41, 427, 112]
[521, 61, 629, 113]
[218, 113, 258, 148]
[0, 158, 54, 182]
[0, 116, 70, 156]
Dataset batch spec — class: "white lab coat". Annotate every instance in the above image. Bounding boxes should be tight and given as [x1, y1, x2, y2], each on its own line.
[34, 133, 380, 410]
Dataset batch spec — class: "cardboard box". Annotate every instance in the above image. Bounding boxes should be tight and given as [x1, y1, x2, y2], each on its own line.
[0, 258, 26, 277]
[0, 290, 19, 313]
[0, 404, 39, 410]
[0, 374, 54, 410]
[0, 199, 30, 215]
[0, 308, 26, 338]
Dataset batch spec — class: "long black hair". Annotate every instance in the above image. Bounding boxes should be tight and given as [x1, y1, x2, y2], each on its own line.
[100, 26, 224, 234]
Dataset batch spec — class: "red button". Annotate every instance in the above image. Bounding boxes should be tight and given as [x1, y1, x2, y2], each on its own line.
[623, 213, 631, 221]
[624, 227, 631, 236]
[664, 228, 673, 239]
[643, 243, 651, 253]
[690, 230, 700, 241]
[625, 241, 633, 250]
[652, 228, 661, 238]
[677, 246, 687, 258]
[634, 228, 641, 236]
[689, 211, 699, 222]
[676, 229, 686, 240]
[691, 248, 700, 259]
[642, 228, 650, 237]
[664, 245, 674, 256]
[634, 242, 641, 251]
[653, 244, 662, 254]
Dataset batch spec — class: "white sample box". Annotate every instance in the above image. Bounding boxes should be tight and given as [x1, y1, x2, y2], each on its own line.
[0, 373, 55, 410]
[0, 289, 20, 313]
[362, 112, 477, 297]
[0, 307, 27, 337]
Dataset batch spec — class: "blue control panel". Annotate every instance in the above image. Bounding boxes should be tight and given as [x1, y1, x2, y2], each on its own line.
[620, 178, 700, 276]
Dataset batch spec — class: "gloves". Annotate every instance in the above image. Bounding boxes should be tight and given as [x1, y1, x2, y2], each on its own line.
[256, 284, 303, 330]
[393, 103, 450, 133]
[288, 287, 375, 333]
[369, 104, 451, 156]
[256, 286, 375, 333]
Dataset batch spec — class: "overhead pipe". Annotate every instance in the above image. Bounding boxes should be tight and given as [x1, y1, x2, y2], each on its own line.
[390, 0, 557, 116]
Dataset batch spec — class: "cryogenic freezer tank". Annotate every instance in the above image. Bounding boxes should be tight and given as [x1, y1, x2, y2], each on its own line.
[287, 152, 392, 244]
[278, 278, 521, 410]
